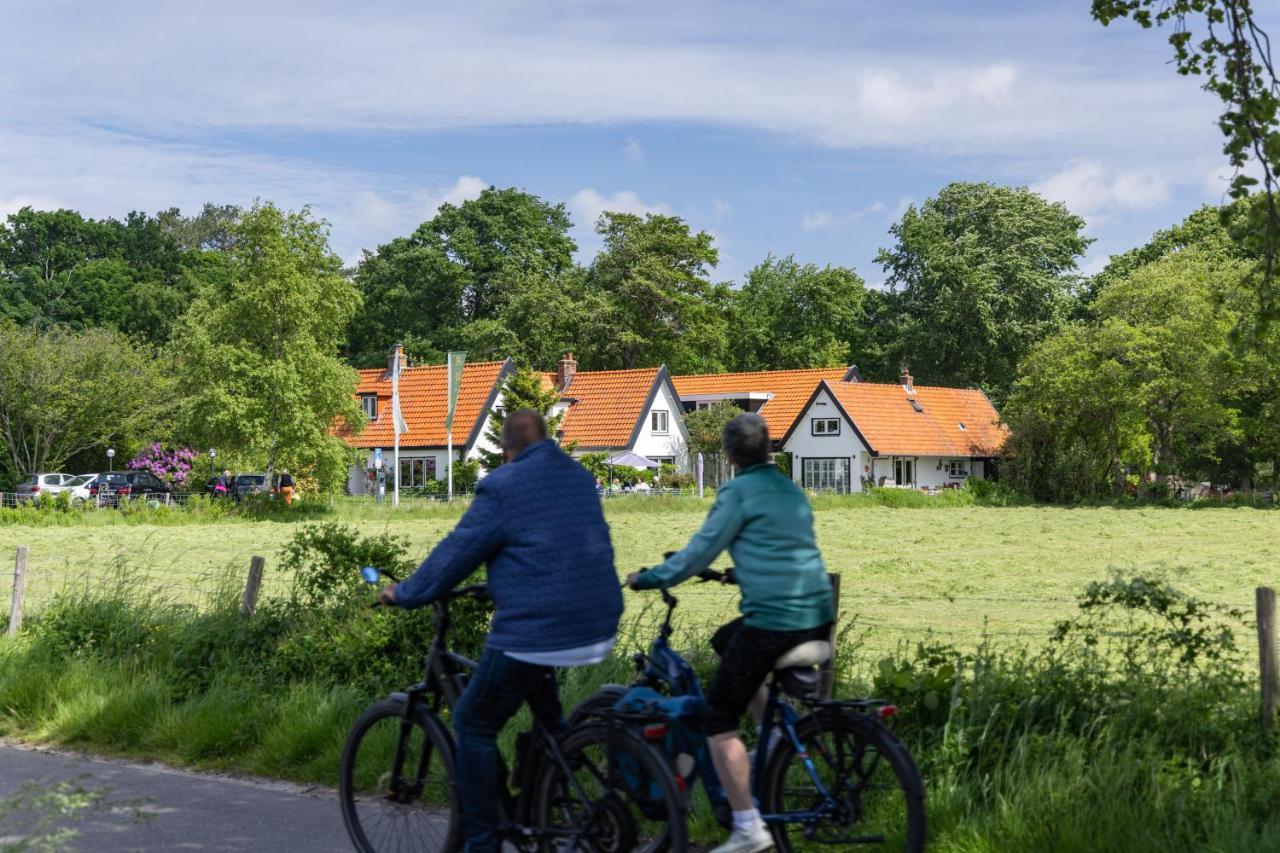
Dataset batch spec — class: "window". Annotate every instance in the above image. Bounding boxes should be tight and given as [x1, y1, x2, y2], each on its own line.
[811, 418, 840, 436]
[802, 457, 851, 493]
[361, 394, 378, 419]
[957, 422, 967, 431]
[947, 459, 969, 479]
[651, 410, 669, 434]
[908, 399, 923, 413]
[894, 457, 915, 486]
[653, 456, 676, 467]
[399, 457, 437, 488]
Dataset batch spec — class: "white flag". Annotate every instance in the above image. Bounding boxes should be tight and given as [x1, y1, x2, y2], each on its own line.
[391, 356, 408, 437]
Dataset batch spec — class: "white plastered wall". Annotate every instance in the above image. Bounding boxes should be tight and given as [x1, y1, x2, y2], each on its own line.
[631, 382, 691, 471]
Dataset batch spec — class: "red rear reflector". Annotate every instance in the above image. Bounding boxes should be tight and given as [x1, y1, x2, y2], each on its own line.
[642, 724, 667, 740]
[674, 774, 686, 792]
[31, 486, 39, 493]
[877, 705, 897, 719]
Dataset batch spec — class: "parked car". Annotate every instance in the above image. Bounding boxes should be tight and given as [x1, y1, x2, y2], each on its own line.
[84, 471, 171, 507]
[65, 474, 99, 504]
[233, 473, 268, 502]
[15, 473, 75, 503]
[85, 473, 130, 506]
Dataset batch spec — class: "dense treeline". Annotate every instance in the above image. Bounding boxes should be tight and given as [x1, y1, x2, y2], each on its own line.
[2, 182, 1277, 496]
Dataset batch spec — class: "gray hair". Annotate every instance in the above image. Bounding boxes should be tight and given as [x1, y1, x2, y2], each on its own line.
[723, 412, 771, 467]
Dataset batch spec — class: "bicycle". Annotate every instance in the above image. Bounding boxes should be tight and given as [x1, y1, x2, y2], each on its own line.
[338, 566, 688, 852]
[572, 567, 926, 852]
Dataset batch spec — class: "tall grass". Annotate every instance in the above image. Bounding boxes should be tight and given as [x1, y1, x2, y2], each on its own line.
[1, 561, 1277, 851]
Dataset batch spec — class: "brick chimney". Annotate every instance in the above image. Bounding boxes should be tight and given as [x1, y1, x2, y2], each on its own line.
[899, 365, 915, 395]
[556, 352, 578, 390]
[387, 343, 408, 379]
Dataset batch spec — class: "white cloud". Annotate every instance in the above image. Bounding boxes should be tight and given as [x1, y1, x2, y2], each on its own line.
[568, 188, 669, 230]
[801, 201, 886, 231]
[711, 198, 733, 222]
[623, 139, 644, 165]
[1033, 158, 1169, 218]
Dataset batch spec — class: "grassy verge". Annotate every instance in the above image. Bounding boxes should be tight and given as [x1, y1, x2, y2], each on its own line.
[1, 561, 1278, 851]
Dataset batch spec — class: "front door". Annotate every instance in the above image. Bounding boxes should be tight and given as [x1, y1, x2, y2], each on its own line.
[894, 457, 915, 487]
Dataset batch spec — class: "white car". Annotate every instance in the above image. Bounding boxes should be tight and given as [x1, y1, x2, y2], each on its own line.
[14, 473, 76, 503]
[66, 474, 99, 503]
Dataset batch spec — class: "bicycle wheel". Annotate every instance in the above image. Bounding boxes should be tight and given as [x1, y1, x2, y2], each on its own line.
[339, 696, 460, 853]
[531, 719, 687, 853]
[761, 709, 925, 852]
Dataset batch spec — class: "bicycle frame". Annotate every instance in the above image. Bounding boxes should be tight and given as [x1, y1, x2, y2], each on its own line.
[625, 588, 842, 824]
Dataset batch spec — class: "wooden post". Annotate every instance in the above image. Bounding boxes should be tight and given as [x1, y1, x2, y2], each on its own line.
[1258, 587, 1279, 730]
[819, 571, 842, 699]
[241, 556, 265, 618]
[7, 547, 28, 638]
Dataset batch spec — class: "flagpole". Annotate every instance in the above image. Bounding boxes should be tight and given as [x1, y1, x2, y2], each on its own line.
[447, 429, 453, 502]
[393, 428, 400, 507]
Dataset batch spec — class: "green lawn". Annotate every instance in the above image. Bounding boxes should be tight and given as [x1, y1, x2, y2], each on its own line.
[2, 503, 1277, 651]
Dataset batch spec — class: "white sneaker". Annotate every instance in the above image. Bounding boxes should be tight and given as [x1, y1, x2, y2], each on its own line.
[709, 822, 774, 853]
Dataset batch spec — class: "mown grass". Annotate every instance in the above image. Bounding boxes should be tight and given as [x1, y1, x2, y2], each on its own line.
[3, 500, 1276, 653]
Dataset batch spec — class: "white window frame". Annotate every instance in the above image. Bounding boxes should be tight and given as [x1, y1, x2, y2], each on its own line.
[811, 418, 841, 436]
[802, 457, 851, 493]
[651, 409, 669, 435]
[947, 459, 969, 479]
[894, 457, 916, 486]
[361, 394, 378, 420]
[398, 457, 438, 487]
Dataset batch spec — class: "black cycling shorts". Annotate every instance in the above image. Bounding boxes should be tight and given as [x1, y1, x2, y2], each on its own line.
[704, 616, 833, 736]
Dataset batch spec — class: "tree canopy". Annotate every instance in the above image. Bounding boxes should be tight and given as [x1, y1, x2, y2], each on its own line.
[476, 367, 566, 472]
[175, 203, 363, 492]
[875, 182, 1092, 404]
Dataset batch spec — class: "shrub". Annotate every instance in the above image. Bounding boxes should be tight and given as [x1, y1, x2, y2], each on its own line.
[278, 522, 415, 608]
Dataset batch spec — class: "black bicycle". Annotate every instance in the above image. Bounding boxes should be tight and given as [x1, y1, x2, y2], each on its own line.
[338, 567, 687, 853]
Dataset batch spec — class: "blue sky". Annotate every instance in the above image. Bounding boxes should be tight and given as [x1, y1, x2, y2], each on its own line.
[1, 0, 1265, 285]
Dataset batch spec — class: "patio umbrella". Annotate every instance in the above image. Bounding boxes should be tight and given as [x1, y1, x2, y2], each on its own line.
[605, 452, 660, 469]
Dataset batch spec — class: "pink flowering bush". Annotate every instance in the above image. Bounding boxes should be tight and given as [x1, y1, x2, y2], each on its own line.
[127, 444, 197, 489]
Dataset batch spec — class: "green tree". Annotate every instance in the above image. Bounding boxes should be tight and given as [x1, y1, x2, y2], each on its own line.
[584, 212, 728, 373]
[1092, 0, 1280, 323]
[175, 203, 363, 492]
[348, 188, 577, 366]
[875, 182, 1091, 404]
[0, 322, 173, 486]
[476, 367, 566, 471]
[727, 255, 867, 371]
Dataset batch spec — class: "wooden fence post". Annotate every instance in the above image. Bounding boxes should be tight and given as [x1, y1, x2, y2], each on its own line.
[7, 547, 28, 639]
[819, 571, 842, 699]
[241, 556, 265, 618]
[1258, 586, 1279, 731]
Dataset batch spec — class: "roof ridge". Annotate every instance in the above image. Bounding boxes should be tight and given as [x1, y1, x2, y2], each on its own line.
[674, 366, 845, 379]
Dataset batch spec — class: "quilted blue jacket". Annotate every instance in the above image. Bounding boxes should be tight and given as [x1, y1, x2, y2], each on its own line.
[394, 440, 622, 653]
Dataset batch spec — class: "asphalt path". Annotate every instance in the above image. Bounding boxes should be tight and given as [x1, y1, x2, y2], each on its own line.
[0, 742, 352, 851]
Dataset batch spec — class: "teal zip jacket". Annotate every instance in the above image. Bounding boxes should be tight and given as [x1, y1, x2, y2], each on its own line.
[632, 463, 834, 631]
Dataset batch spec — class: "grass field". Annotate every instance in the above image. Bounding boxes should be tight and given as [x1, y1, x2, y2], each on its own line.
[3, 501, 1277, 652]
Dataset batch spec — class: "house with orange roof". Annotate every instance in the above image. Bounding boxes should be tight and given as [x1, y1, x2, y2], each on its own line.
[779, 368, 1008, 493]
[548, 354, 690, 470]
[671, 366, 861, 445]
[339, 347, 513, 494]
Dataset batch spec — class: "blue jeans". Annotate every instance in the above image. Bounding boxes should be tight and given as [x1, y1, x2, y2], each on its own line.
[451, 647, 563, 853]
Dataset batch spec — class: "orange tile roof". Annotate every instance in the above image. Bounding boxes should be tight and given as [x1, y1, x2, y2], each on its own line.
[672, 367, 851, 436]
[558, 368, 663, 449]
[816, 380, 1008, 456]
[339, 360, 511, 449]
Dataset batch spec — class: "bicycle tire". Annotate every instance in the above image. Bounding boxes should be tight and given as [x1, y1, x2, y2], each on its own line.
[339, 696, 461, 853]
[761, 709, 925, 852]
[530, 719, 688, 853]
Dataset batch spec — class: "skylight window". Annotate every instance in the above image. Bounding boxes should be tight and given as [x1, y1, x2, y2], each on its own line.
[909, 399, 923, 413]
[958, 422, 967, 430]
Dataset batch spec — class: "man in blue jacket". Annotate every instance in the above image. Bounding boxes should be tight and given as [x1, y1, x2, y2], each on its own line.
[381, 409, 622, 852]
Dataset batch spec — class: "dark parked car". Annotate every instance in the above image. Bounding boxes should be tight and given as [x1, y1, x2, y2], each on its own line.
[87, 471, 171, 507]
[233, 474, 268, 502]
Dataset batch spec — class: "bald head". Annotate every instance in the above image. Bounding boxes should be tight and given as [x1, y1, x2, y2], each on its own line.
[501, 409, 549, 460]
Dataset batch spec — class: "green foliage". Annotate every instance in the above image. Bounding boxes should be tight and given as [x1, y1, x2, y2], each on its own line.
[875, 182, 1092, 404]
[584, 212, 728, 372]
[278, 522, 415, 608]
[0, 322, 174, 485]
[727, 255, 866, 371]
[477, 367, 566, 471]
[174, 203, 363, 493]
[0, 780, 119, 853]
[681, 401, 743, 458]
[1092, 0, 1280, 325]
[348, 187, 578, 368]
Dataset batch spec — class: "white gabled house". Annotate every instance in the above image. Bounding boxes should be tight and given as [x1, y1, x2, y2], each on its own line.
[779, 369, 1008, 493]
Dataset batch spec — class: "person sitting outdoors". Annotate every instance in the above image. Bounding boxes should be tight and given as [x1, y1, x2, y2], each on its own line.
[627, 412, 834, 853]
[380, 410, 623, 853]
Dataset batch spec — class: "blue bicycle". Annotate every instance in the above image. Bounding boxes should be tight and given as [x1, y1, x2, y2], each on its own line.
[573, 568, 926, 852]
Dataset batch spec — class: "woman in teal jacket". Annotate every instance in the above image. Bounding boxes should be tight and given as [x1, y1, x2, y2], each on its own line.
[628, 413, 834, 853]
